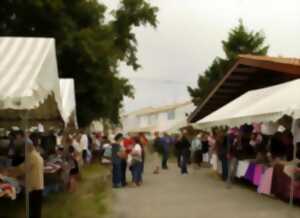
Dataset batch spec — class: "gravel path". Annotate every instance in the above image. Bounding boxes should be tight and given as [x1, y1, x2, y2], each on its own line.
[108, 160, 300, 218]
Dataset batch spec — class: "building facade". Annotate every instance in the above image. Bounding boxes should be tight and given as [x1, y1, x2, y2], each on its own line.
[122, 101, 194, 133]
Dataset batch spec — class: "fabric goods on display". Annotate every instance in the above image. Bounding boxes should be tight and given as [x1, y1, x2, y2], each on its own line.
[235, 160, 300, 200]
[258, 167, 274, 195]
[236, 160, 250, 178]
[0, 175, 21, 200]
[253, 164, 265, 186]
[59, 79, 78, 127]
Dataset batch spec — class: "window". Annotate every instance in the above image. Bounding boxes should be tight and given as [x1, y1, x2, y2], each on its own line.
[149, 114, 158, 125]
[167, 110, 175, 120]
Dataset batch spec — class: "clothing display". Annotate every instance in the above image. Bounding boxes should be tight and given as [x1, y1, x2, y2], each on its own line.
[271, 164, 290, 200]
[44, 163, 61, 174]
[210, 154, 218, 171]
[234, 160, 300, 201]
[253, 164, 265, 186]
[236, 160, 250, 178]
[0, 184, 16, 200]
[0, 175, 20, 200]
[258, 167, 273, 195]
[261, 122, 278, 136]
[245, 163, 256, 182]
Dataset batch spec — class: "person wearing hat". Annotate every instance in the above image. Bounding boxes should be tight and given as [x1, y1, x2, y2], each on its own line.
[9, 135, 44, 218]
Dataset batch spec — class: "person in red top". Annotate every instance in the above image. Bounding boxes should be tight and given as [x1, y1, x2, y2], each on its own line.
[139, 133, 148, 174]
[120, 134, 134, 186]
[123, 134, 134, 155]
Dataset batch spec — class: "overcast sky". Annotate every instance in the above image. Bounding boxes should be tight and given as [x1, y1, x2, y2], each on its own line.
[100, 0, 300, 113]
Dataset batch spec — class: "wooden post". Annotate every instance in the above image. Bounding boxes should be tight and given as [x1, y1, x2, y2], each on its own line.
[289, 118, 298, 207]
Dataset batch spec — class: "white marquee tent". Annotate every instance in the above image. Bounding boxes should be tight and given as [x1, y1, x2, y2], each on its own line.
[197, 79, 300, 129]
[59, 78, 78, 128]
[0, 37, 66, 128]
[0, 37, 71, 218]
[197, 78, 300, 205]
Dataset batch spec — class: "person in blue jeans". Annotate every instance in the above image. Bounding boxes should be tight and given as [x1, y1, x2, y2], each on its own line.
[111, 133, 124, 188]
[131, 137, 143, 186]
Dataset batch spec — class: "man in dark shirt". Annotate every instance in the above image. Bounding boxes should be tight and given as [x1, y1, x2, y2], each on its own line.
[179, 131, 191, 174]
[111, 133, 124, 188]
[161, 133, 171, 170]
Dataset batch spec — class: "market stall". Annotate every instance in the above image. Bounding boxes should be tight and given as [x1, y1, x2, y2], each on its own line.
[59, 79, 78, 129]
[0, 37, 69, 217]
[196, 79, 300, 204]
[197, 79, 300, 129]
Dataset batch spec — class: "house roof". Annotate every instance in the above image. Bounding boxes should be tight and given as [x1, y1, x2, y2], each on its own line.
[128, 125, 158, 133]
[138, 101, 192, 116]
[188, 54, 300, 123]
[123, 107, 155, 117]
[124, 101, 192, 118]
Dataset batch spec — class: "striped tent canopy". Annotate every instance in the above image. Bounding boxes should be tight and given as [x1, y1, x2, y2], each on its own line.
[0, 37, 65, 128]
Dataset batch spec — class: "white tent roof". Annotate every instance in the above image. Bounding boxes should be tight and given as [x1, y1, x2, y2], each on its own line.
[59, 79, 78, 128]
[0, 37, 65, 127]
[197, 79, 300, 128]
[166, 119, 189, 134]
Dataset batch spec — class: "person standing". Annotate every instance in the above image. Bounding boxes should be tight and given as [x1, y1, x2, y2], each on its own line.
[68, 145, 80, 192]
[120, 134, 133, 187]
[111, 133, 124, 188]
[131, 137, 143, 186]
[217, 130, 229, 181]
[191, 134, 202, 167]
[79, 130, 89, 165]
[139, 133, 148, 174]
[179, 131, 191, 175]
[161, 133, 171, 170]
[11, 136, 44, 218]
[174, 134, 183, 168]
[152, 132, 162, 174]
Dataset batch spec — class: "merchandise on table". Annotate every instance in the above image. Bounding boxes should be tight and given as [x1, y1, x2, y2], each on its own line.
[0, 175, 21, 200]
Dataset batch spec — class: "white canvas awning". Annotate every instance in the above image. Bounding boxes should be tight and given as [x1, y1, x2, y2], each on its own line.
[165, 120, 189, 134]
[197, 79, 300, 129]
[0, 37, 65, 128]
[59, 79, 78, 128]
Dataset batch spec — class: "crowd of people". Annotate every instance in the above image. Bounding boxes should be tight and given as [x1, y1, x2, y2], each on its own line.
[2, 120, 299, 217]
[151, 130, 209, 175]
[0, 127, 107, 218]
[103, 129, 210, 187]
[100, 133, 147, 188]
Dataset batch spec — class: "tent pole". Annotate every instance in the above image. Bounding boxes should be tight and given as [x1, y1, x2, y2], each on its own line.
[21, 111, 30, 218]
[289, 119, 297, 207]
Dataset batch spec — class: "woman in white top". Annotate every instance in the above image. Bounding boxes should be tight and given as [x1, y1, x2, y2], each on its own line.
[131, 137, 143, 186]
[191, 134, 203, 167]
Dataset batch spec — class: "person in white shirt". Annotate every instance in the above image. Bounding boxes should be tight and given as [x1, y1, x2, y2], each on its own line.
[191, 134, 203, 167]
[79, 130, 89, 164]
[130, 137, 143, 186]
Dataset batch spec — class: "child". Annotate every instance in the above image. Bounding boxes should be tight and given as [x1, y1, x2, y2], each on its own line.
[68, 145, 79, 192]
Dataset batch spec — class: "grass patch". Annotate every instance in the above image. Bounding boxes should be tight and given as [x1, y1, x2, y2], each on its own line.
[0, 164, 110, 218]
[43, 164, 110, 218]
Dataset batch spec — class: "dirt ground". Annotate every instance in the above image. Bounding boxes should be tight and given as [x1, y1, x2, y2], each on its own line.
[108, 159, 300, 218]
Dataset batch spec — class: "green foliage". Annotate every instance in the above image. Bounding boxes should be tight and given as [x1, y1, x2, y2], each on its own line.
[0, 0, 158, 126]
[188, 20, 269, 105]
[222, 20, 269, 61]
